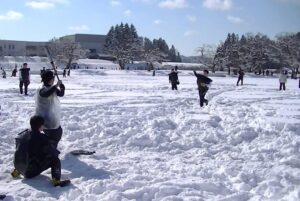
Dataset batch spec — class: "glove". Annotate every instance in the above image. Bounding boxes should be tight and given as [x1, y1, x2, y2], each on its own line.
[59, 84, 65, 90]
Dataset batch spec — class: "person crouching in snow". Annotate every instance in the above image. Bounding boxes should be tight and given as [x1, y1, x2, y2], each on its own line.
[35, 70, 65, 148]
[194, 70, 212, 107]
[11, 116, 70, 187]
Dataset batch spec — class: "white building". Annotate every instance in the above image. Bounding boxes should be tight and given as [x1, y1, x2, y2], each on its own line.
[0, 40, 47, 57]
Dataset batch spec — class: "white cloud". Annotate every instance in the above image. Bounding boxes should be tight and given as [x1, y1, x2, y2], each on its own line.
[227, 15, 243, 24]
[111, 0, 121, 6]
[184, 30, 198, 37]
[68, 25, 90, 32]
[25, 1, 55, 9]
[187, 15, 197, 22]
[49, 0, 70, 4]
[203, 0, 233, 11]
[158, 0, 188, 9]
[132, 0, 154, 3]
[153, 19, 162, 24]
[25, 0, 70, 9]
[0, 10, 24, 21]
[124, 9, 132, 16]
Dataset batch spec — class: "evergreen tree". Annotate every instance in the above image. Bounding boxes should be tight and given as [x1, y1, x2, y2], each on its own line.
[176, 52, 182, 62]
[169, 45, 177, 62]
[103, 23, 182, 67]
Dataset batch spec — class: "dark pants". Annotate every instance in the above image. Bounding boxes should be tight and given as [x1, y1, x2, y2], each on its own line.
[25, 156, 61, 180]
[237, 77, 243, 86]
[171, 83, 177, 90]
[19, 80, 29, 95]
[279, 83, 286, 90]
[44, 126, 63, 148]
[198, 89, 208, 107]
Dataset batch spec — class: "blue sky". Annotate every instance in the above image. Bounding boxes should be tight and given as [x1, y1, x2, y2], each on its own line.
[0, 0, 299, 56]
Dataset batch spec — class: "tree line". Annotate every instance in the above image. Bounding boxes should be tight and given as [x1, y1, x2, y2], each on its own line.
[103, 23, 182, 69]
[212, 32, 300, 76]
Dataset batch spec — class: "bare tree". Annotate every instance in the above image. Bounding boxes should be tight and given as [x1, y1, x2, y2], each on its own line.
[197, 44, 217, 72]
[47, 37, 88, 70]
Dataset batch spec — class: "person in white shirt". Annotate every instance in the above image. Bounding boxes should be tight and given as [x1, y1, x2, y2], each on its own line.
[279, 70, 288, 91]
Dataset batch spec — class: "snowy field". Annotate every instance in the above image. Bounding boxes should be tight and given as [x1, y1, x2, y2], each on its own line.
[0, 70, 300, 201]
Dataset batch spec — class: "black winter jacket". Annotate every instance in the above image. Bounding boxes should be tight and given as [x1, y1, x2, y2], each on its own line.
[20, 68, 30, 82]
[27, 131, 60, 170]
[39, 84, 65, 97]
[169, 72, 179, 84]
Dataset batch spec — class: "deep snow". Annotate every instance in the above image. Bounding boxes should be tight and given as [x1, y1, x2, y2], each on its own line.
[0, 69, 300, 201]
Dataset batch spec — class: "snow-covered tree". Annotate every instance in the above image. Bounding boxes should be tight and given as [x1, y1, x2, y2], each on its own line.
[169, 45, 177, 62]
[214, 33, 299, 72]
[103, 23, 143, 69]
[197, 44, 218, 72]
[104, 23, 182, 68]
[276, 32, 300, 77]
[47, 37, 87, 69]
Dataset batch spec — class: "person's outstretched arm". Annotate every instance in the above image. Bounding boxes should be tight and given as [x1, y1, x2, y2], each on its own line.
[193, 70, 198, 77]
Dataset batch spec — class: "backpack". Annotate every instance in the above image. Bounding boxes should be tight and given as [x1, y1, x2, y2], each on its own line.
[14, 129, 31, 175]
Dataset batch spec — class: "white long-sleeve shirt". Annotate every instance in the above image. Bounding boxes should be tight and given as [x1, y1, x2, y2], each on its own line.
[279, 74, 287, 83]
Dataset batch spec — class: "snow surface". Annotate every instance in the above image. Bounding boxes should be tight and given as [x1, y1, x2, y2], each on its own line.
[0, 69, 300, 201]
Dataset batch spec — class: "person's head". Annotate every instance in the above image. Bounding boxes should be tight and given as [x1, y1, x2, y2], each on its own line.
[23, 63, 27, 68]
[30, 115, 44, 132]
[171, 69, 174, 72]
[203, 70, 209, 76]
[41, 70, 55, 85]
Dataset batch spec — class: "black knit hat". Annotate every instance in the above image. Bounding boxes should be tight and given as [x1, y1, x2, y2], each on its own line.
[41, 70, 54, 83]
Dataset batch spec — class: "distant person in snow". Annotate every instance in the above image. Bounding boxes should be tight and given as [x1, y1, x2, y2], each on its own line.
[279, 70, 288, 91]
[236, 69, 244, 86]
[40, 67, 46, 77]
[169, 69, 179, 90]
[1, 68, 6, 78]
[35, 70, 65, 148]
[11, 66, 17, 77]
[194, 70, 212, 107]
[11, 115, 70, 187]
[67, 68, 70, 76]
[19, 63, 30, 95]
[63, 69, 66, 77]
